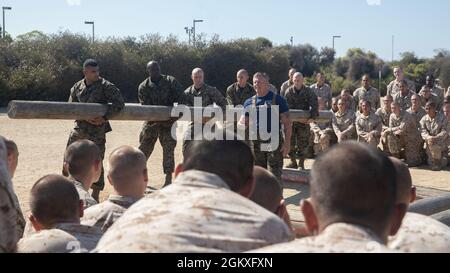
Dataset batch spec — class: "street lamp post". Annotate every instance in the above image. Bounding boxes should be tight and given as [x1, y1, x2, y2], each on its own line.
[85, 21, 95, 43]
[192, 19, 203, 47]
[332, 35, 341, 51]
[2, 6, 12, 39]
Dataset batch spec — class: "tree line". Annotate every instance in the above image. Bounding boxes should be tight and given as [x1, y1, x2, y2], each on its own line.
[1, 30, 450, 106]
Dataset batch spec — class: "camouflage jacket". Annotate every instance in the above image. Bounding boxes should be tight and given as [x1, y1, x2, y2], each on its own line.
[389, 213, 450, 253]
[388, 111, 422, 140]
[310, 83, 333, 110]
[226, 82, 256, 106]
[332, 110, 356, 136]
[393, 90, 416, 111]
[420, 113, 448, 141]
[69, 77, 125, 134]
[356, 113, 382, 138]
[354, 86, 381, 110]
[17, 223, 102, 253]
[251, 223, 396, 253]
[184, 84, 227, 110]
[407, 107, 427, 130]
[387, 78, 416, 97]
[94, 170, 293, 253]
[376, 108, 392, 131]
[81, 195, 138, 232]
[138, 75, 184, 105]
[285, 85, 319, 119]
[72, 180, 97, 209]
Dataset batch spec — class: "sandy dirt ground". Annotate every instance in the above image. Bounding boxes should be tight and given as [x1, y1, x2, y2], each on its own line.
[1, 113, 449, 216]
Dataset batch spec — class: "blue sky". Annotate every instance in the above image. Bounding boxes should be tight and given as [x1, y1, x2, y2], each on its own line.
[2, 0, 450, 60]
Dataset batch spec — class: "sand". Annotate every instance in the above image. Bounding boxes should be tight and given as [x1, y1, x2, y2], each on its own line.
[0, 113, 449, 216]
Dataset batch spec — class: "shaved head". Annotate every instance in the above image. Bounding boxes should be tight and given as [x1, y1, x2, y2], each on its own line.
[146, 61, 161, 79]
[30, 175, 81, 227]
[183, 139, 254, 193]
[64, 140, 101, 178]
[192, 68, 204, 76]
[250, 166, 283, 213]
[107, 146, 147, 196]
[237, 69, 248, 77]
[310, 142, 397, 234]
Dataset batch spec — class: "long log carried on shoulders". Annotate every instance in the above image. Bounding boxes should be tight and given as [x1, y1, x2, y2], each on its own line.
[7, 100, 333, 123]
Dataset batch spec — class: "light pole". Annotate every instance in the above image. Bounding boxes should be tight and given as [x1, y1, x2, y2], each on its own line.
[192, 19, 203, 47]
[185, 26, 193, 45]
[332, 35, 341, 51]
[290, 36, 294, 47]
[85, 21, 95, 43]
[2, 6, 12, 39]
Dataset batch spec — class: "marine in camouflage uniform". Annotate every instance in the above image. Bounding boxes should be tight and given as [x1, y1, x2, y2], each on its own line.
[226, 70, 256, 142]
[0, 138, 18, 253]
[387, 67, 416, 97]
[138, 62, 185, 186]
[332, 100, 357, 143]
[356, 101, 382, 148]
[376, 96, 393, 154]
[280, 68, 296, 97]
[285, 78, 319, 170]
[393, 89, 416, 112]
[407, 106, 427, 130]
[420, 103, 449, 171]
[65, 60, 125, 199]
[183, 68, 227, 154]
[426, 75, 445, 108]
[310, 81, 332, 110]
[385, 106, 423, 167]
[353, 75, 381, 111]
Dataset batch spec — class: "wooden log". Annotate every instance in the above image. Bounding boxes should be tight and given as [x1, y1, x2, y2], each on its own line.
[408, 194, 450, 216]
[430, 209, 450, 227]
[281, 168, 310, 184]
[7, 100, 333, 123]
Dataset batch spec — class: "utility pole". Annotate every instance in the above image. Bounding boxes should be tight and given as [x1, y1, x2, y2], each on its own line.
[2, 6, 12, 38]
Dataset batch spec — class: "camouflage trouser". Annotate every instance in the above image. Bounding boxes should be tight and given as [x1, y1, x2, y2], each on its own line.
[65, 129, 106, 191]
[337, 129, 356, 143]
[313, 131, 333, 155]
[380, 132, 390, 155]
[139, 122, 177, 175]
[289, 123, 310, 159]
[252, 135, 284, 180]
[358, 134, 380, 149]
[425, 138, 448, 167]
[387, 133, 423, 167]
